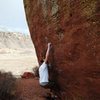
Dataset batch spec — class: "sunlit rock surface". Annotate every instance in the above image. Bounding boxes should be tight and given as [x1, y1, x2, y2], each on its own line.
[24, 0, 100, 99]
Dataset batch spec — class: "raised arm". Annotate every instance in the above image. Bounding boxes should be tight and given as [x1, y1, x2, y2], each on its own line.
[44, 43, 51, 63]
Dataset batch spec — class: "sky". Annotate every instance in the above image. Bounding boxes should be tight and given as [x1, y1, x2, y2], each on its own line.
[0, 0, 29, 34]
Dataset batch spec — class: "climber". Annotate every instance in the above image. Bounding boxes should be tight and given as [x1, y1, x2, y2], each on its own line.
[39, 43, 52, 87]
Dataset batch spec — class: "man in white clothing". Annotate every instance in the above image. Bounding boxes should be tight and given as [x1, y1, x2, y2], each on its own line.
[39, 43, 51, 87]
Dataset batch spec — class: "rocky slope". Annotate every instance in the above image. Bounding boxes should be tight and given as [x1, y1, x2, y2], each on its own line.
[0, 32, 38, 76]
[24, 0, 100, 100]
[0, 32, 33, 50]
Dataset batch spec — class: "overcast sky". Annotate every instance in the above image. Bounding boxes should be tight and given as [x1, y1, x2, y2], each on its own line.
[0, 0, 29, 34]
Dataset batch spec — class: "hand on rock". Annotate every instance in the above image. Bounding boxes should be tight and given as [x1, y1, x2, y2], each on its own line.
[48, 43, 52, 48]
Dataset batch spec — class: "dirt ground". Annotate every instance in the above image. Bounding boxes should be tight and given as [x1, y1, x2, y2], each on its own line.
[0, 50, 38, 76]
[16, 78, 51, 100]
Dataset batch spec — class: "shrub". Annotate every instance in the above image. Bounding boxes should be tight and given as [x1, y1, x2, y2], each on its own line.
[0, 71, 17, 100]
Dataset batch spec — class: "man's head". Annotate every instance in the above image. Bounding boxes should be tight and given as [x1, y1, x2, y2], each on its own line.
[40, 59, 44, 65]
[33, 66, 39, 77]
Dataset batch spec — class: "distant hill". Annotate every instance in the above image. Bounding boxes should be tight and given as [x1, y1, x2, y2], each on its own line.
[0, 32, 38, 76]
[0, 32, 33, 49]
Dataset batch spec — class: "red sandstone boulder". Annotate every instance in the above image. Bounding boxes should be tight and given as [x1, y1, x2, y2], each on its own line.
[24, 0, 100, 99]
[21, 72, 35, 79]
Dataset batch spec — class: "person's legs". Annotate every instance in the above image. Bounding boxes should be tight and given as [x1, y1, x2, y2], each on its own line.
[40, 82, 49, 87]
[43, 81, 56, 90]
[40, 81, 55, 89]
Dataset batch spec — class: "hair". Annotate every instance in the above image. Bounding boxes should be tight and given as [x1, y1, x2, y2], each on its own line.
[33, 67, 39, 77]
[40, 59, 44, 65]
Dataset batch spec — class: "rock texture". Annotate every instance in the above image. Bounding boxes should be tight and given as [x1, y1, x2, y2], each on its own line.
[24, 0, 100, 99]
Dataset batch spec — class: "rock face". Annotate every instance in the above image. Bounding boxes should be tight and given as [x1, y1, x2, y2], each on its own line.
[24, 0, 100, 99]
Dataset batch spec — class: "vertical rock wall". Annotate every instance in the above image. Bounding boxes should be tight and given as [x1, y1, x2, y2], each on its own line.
[24, 0, 100, 99]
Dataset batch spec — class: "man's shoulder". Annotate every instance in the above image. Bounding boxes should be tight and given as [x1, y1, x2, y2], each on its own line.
[40, 62, 47, 69]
